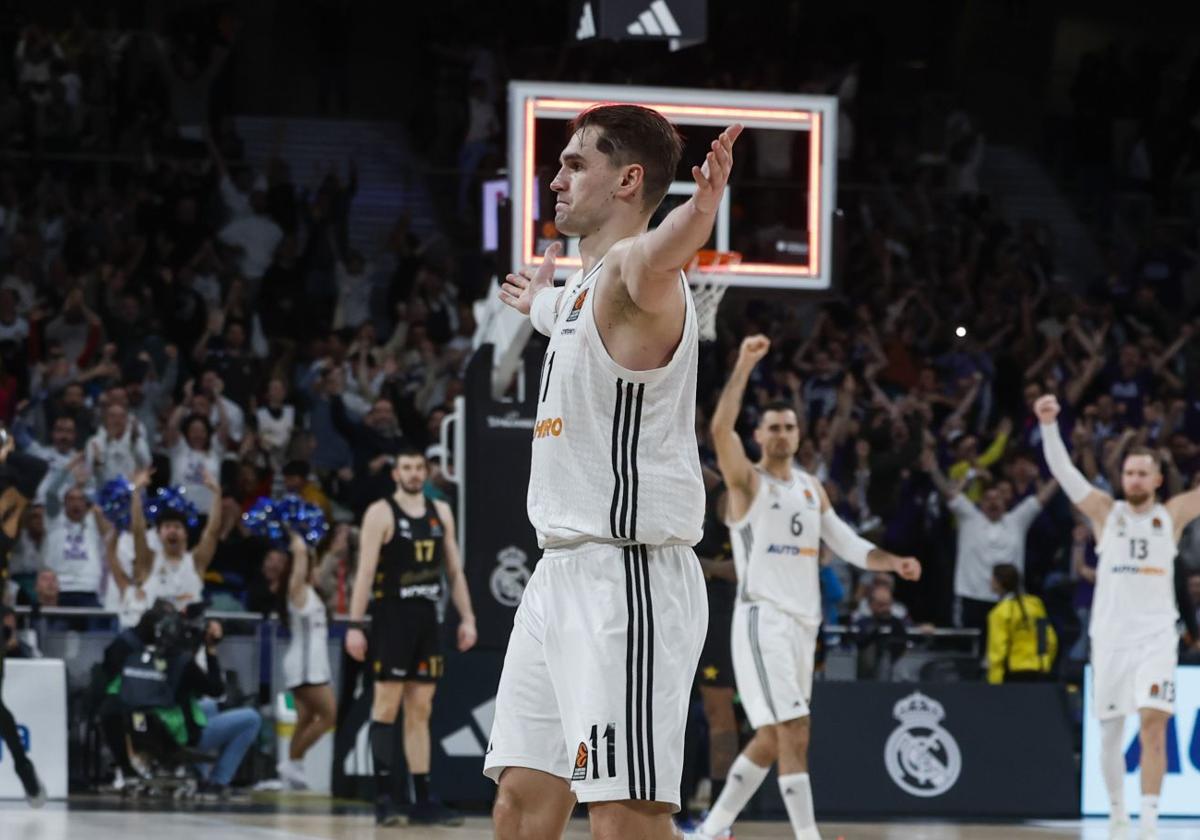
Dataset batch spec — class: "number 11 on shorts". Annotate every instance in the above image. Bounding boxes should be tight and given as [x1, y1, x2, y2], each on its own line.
[573, 723, 617, 781]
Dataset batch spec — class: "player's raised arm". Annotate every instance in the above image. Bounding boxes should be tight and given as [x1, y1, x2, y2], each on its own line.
[1165, 478, 1200, 536]
[618, 124, 743, 313]
[816, 483, 921, 581]
[1034, 394, 1112, 532]
[710, 335, 767, 497]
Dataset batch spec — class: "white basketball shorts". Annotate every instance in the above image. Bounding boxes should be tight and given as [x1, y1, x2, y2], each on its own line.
[483, 541, 707, 810]
[1091, 633, 1178, 719]
[731, 600, 818, 729]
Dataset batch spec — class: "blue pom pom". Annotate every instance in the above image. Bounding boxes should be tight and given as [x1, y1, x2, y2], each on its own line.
[98, 477, 133, 530]
[240, 495, 328, 547]
[144, 486, 202, 529]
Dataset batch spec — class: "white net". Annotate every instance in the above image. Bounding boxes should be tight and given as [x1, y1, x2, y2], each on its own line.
[690, 281, 728, 342]
[687, 250, 740, 342]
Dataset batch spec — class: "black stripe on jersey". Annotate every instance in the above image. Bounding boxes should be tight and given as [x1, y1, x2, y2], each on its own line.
[749, 606, 778, 722]
[628, 384, 645, 541]
[639, 545, 656, 800]
[618, 381, 635, 537]
[610, 381, 626, 538]
[632, 542, 647, 798]
[540, 351, 556, 402]
[609, 379, 646, 540]
[623, 546, 637, 798]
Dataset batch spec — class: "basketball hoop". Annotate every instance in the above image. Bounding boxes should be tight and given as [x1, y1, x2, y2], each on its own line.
[688, 249, 741, 342]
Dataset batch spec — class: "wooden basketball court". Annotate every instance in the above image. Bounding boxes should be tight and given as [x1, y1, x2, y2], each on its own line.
[3, 804, 1199, 840]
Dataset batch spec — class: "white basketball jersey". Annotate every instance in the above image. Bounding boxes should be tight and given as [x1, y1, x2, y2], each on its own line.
[728, 467, 824, 624]
[1091, 501, 1179, 648]
[527, 260, 704, 549]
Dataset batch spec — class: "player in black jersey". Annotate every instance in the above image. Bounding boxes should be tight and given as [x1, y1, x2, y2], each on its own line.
[0, 433, 48, 807]
[345, 446, 476, 826]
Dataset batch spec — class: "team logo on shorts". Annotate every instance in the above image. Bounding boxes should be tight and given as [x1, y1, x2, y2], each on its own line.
[572, 742, 589, 781]
[884, 691, 962, 798]
[566, 289, 588, 322]
[1150, 684, 1159, 698]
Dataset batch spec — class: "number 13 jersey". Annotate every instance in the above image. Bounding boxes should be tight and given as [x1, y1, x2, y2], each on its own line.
[728, 468, 824, 624]
[1091, 501, 1179, 649]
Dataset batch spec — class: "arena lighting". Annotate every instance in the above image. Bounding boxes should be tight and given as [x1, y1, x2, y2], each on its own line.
[509, 81, 837, 289]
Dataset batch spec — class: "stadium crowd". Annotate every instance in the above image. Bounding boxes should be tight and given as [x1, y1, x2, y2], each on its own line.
[0, 7, 1197, 688]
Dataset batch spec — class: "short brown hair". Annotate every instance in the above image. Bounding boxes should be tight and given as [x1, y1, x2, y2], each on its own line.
[1124, 446, 1162, 471]
[567, 104, 684, 212]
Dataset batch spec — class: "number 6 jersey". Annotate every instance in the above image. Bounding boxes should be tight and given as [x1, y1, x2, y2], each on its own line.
[1091, 501, 1179, 649]
[728, 467, 824, 625]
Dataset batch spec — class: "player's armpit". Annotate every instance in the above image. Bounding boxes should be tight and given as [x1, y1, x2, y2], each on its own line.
[1075, 491, 1115, 536]
[610, 235, 688, 316]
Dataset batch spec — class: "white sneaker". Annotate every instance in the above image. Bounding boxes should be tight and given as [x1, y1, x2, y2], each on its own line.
[1136, 826, 1157, 840]
[1108, 816, 1131, 839]
[276, 759, 308, 790]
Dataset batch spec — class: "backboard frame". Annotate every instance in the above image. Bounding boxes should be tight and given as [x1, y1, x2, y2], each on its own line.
[507, 80, 837, 290]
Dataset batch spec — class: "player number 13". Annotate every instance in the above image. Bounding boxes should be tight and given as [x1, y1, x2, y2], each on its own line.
[1128, 538, 1148, 561]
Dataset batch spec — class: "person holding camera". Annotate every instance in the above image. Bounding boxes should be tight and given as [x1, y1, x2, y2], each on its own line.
[102, 601, 262, 798]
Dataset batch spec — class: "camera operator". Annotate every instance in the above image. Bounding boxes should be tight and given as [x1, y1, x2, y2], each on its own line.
[101, 602, 261, 797]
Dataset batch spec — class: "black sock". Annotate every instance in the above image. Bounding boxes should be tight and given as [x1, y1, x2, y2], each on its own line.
[370, 721, 395, 801]
[413, 772, 430, 804]
[711, 777, 726, 805]
[0, 700, 28, 767]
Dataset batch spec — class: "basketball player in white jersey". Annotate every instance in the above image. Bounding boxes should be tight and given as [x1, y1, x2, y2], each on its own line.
[1036, 394, 1200, 840]
[693, 335, 922, 840]
[487, 106, 742, 840]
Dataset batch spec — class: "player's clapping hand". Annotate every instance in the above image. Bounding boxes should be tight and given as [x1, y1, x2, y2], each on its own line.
[894, 556, 922, 581]
[1034, 394, 1061, 424]
[499, 241, 562, 315]
[457, 618, 478, 653]
[692, 124, 743, 215]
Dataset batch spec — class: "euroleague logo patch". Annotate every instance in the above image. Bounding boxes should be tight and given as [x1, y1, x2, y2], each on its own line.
[572, 742, 589, 781]
[566, 288, 588, 322]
